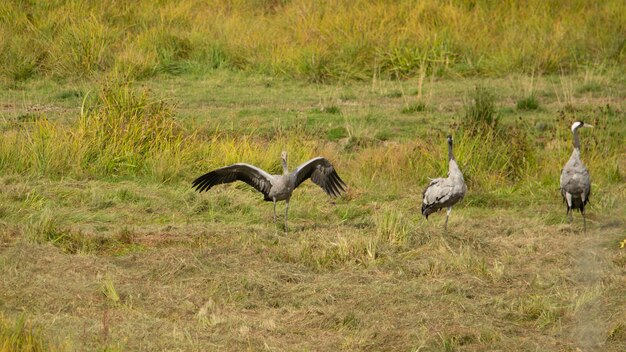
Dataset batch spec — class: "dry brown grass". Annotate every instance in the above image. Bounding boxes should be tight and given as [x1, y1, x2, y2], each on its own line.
[1, 177, 625, 351]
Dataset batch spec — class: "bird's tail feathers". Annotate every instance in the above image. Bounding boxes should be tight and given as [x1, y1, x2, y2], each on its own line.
[421, 203, 436, 219]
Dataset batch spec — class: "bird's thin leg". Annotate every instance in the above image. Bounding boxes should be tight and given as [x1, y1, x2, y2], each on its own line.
[284, 198, 290, 232]
[581, 192, 587, 232]
[444, 206, 452, 232]
[565, 193, 573, 223]
[568, 209, 573, 223]
[273, 198, 277, 223]
[439, 206, 457, 255]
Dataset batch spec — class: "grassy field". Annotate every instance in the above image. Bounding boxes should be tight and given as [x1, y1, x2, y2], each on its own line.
[1, 1, 626, 350]
[0, 68, 625, 351]
[1, 0, 625, 81]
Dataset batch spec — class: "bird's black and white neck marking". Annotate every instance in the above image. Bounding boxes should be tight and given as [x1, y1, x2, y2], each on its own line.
[572, 121, 583, 150]
[570, 121, 592, 150]
[570, 121, 593, 151]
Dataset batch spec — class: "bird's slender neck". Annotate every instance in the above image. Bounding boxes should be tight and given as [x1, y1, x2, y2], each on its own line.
[281, 157, 289, 175]
[448, 140, 454, 161]
[572, 128, 581, 151]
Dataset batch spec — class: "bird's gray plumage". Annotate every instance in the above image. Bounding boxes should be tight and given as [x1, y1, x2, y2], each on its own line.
[293, 157, 346, 197]
[192, 163, 274, 199]
[192, 151, 346, 229]
[421, 135, 467, 230]
[560, 121, 592, 229]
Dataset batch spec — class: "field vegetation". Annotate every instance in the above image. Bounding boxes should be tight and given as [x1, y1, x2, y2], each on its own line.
[1, 0, 625, 82]
[1, 1, 625, 351]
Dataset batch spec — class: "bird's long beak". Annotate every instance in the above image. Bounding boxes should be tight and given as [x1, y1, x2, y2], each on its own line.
[583, 124, 594, 128]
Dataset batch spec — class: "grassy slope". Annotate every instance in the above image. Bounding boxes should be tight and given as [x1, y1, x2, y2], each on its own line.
[1, 70, 625, 351]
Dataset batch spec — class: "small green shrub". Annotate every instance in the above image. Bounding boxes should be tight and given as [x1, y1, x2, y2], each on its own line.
[320, 105, 341, 114]
[462, 86, 499, 132]
[386, 90, 403, 98]
[55, 90, 83, 100]
[401, 102, 426, 114]
[327, 127, 348, 141]
[374, 129, 394, 141]
[516, 94, 539, 111]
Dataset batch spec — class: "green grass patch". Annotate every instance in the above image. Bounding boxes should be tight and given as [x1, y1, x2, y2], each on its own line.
[463, 86, 499, 131]
[400, 101, 427, 114]
[327, 127, 348, 141]
[577, 81, 603, 94]
[386, 90, 403, 98]
[0, 315, 58, 352]
[318, 105, 341, 114]
[516, 94, 540, 111]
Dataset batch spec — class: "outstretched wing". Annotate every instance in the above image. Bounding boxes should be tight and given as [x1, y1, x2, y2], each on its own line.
[192, 163, 273, 198]
[292, 157, 346, 197]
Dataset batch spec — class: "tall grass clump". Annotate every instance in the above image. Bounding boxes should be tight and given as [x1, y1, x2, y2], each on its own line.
[0, 315, 54, 352]
[374, 207, 410, 247]
[0, 78, 194, 180]
[456, 86, 535, 188]
[77, 80, 186, 176]
[461, 86, 499, 133]
[516, 94, 540, 111]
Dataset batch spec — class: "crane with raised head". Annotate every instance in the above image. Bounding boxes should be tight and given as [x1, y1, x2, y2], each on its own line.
[560, 121, 593, 230]
[421, 135, 467, 231]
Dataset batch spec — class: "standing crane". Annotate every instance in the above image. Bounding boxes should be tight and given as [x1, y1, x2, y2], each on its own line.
[192, 151, 346, 230]
[560, 121, 593, 230]
[421, 135, 467, 231]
